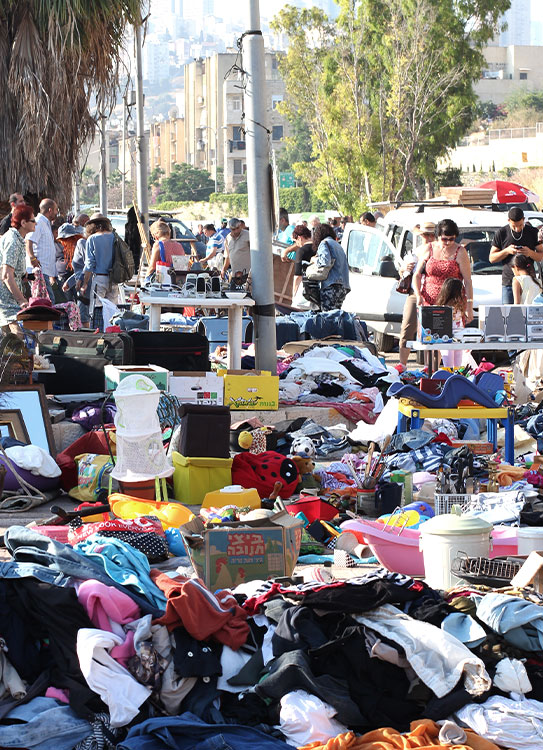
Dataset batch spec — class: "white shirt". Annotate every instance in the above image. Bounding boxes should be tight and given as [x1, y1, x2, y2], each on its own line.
[27, 213, 56, 277]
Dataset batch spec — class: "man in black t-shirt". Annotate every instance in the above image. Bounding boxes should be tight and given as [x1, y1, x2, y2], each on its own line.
[489, 206, 543, 304]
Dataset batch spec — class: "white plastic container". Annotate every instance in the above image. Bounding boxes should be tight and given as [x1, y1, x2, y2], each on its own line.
[517, 527, 543, 555]
[419, 513, 493, 590]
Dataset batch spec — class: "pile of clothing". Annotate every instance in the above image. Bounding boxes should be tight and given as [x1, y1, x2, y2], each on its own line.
[0, 524, 541, 750]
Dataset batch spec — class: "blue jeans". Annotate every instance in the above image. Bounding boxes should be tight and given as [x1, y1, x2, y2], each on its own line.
[119, 712, 294, 750]
[0, 697, 91, 749]
[502, 285, 513, 304]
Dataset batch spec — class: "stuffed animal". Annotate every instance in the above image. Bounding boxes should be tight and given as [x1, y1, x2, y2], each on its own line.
[238, 428, 268, 454]
[232, 451, 299, 499]
[290, 435, 315, 458]
[291, 455, 321, 491]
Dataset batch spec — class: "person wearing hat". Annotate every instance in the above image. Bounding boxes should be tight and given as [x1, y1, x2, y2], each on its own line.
[80, 213, 117, 330]
[0, 204, 36, 332]
[221, 218, 251, 280]
[217, 218, 230, 240]
[489, 206, 543, 304]
[396, 221, 436, 372]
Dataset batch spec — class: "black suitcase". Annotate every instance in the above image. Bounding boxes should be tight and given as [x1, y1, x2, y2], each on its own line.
[36, 331, 134, 394]
[128, 331, 210, 372]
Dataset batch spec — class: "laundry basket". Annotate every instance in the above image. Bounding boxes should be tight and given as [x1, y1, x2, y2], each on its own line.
[434, 493, 473, 515]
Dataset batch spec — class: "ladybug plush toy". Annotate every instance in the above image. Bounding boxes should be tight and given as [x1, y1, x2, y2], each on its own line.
[232, 451, 299, 499]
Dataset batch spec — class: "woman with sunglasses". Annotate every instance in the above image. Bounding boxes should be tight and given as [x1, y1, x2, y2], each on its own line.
[0, 204, 36, 332]
[413, 218, 474, 324]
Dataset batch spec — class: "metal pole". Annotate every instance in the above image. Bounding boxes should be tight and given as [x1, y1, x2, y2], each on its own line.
[99, 114, 107, 214]
[243, 0, 277, 372]
[135, 23, 149, 240]
[122, 96, 127, 209]
[214, 127, 218, 193]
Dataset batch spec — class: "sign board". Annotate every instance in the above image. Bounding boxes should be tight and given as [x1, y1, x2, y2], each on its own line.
[279, 172, 296, 188]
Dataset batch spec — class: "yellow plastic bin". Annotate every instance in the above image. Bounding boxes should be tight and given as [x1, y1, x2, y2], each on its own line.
[172, 453, 233, 505]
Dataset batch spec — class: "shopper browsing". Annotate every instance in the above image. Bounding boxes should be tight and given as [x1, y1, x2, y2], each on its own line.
[435, 278, 466, 369]
[511, 254, 542, 305]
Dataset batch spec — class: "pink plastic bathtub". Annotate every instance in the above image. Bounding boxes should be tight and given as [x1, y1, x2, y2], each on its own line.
[341, 519, 518, 577]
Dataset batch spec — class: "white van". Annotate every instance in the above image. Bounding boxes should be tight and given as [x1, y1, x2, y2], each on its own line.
[341, 206, 507, 351]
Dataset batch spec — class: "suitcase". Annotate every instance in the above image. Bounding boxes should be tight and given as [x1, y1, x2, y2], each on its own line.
[194, 316, 252, 354]
[36, 331, 134, 394]
[128, 331, 210, 372]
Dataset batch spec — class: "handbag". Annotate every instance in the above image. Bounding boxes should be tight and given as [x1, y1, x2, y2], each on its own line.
[305, 240, 335, 281]
[396, 273, 413, 295]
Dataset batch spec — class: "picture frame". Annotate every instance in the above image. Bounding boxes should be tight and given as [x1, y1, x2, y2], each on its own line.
[0, 410, 30, 444]
[0, 385, 56, 456]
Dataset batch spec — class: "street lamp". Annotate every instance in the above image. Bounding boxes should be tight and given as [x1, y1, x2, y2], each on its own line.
[201, 125, 218, 193]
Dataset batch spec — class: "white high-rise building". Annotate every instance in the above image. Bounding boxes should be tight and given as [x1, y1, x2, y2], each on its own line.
[499, 0, 531, 46]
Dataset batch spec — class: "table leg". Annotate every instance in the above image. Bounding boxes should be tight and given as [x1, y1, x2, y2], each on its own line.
[148, 303, 161, 332]
[505, 408, 515, 465]
[227, 304, 243, 370]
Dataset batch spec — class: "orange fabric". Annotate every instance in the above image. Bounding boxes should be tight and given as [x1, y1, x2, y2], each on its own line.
[297, 720, 501, 750]
[57, 235, 80, 271]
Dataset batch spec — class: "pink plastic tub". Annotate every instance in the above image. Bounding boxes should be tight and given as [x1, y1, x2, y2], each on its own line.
[341, 519, 518, 577]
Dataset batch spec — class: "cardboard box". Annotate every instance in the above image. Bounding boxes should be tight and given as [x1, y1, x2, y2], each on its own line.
[418, 306, 453, 344]
[104, 364, 169, 392]
[449, 440, 494, 455]
[169, 371, 224, 405]
[181, 511, 303, 590]
[221, 370, 279, 410]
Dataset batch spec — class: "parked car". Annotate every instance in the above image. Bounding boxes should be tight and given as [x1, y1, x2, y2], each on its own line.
[342, 206, 506, 351]
[109, 211, 206, 257]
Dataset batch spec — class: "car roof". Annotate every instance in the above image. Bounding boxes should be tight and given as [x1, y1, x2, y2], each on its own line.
[382, 206, 507, 228]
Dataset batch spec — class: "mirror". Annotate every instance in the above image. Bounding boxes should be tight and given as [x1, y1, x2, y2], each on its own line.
[0, 385, 56, 455]
[378, 256, 400, 279]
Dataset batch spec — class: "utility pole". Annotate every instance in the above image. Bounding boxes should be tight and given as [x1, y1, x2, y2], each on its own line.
[243, 0, 277, 372]
[135, 22, 149, 240]
[121, 95, 127, 209]
[99, 114, 108, 215]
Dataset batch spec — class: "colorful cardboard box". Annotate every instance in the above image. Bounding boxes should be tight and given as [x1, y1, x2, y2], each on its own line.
[104, 364, 169, 392]
[169, 371, 224, 405]
[181, 511, 303, 590]
[418, 306, 453, 344]
[221, 370, 279, 410]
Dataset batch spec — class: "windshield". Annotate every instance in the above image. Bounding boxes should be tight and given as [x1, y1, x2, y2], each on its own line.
[458, 228, 502, 275]
[168, 219, 196, 240]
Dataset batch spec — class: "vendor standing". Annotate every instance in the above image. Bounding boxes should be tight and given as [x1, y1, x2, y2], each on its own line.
[221, 218, 251, 279]
[80, 213, 118, 330]
[489, 207, 543, 304]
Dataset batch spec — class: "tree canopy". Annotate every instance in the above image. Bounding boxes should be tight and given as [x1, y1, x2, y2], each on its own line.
[272, 0, 511, 214]
[0, 0, 143, 208]
[159, 163, 215, 202]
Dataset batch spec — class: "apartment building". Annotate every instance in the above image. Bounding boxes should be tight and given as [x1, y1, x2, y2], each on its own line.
[150, 116, 187, 177]
[476, 45, 543, 104]
[184, 51, 289, 191]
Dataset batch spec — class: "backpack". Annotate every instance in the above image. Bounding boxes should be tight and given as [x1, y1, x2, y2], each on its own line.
[110, 230, 135, 284]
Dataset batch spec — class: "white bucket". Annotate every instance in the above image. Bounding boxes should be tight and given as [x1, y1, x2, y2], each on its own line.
[517, 527, 543, 555]
[420, 514, 492, 590]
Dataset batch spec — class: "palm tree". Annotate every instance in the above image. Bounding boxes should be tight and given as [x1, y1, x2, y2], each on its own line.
[0, 1, 143, 208]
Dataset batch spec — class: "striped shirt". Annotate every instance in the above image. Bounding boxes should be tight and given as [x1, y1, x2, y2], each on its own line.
[27, 213, 56, 277]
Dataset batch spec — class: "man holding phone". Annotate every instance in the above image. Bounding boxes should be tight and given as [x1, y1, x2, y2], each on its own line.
[490, 206, 543, 303]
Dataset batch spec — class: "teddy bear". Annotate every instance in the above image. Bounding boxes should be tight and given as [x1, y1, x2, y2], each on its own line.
[291, 455, 321, 491]
[290, 435, 315, 458]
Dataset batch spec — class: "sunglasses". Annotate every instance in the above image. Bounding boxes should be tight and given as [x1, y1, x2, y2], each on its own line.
[440, 235, 456, 242]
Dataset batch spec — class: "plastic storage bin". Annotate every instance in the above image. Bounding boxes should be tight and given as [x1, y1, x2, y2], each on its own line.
[203, 485, 260, 509]
[172, 452, 233, 505]
[517, 527, 543, 555]
[419, 513, 492, 590]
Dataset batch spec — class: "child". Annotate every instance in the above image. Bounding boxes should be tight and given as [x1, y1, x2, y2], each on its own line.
[512, 254, 542, 304]
[435, 278, 466, 369]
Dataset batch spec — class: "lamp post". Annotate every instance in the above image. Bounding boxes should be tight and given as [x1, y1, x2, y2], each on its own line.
[202, 125, 218, 193]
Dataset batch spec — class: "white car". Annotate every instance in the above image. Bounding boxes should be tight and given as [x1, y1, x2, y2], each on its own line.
[341, 206, 506, 351]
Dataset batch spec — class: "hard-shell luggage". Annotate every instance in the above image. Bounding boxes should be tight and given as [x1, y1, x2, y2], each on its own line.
[128, 331, 210, 372]
[194, 316, 251, 354]
[36, 330, 134, 394]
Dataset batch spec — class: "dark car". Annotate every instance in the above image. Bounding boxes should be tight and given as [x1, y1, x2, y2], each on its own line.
[109, 211, 206, 259]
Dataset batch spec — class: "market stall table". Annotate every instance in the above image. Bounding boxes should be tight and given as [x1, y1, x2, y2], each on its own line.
[139, 294, 255, 370]
[407, 340, 543, 375]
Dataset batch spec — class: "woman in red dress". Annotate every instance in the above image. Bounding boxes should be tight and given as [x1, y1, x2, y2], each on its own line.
[412, 218, 474, 323]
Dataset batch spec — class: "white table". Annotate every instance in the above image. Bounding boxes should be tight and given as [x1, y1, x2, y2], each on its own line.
[407, 340, 543, 374]
[139, 294, 255, 370]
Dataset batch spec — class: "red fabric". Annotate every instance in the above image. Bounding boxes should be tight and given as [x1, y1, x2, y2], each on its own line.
[231, 450, 299, 499]
[421, 243, 462, 306]
[151, 571, 249, 650]
[57, 430, 113, 491]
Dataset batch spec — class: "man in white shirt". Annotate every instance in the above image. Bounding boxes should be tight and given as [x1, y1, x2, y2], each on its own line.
[221, 218, 251, 278]
[26, 198, 58, 302]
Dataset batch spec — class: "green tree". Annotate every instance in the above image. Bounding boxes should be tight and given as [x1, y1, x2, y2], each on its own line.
[160, 163, 215, 202]
[107, 169, 122, 188]
[0, 1, 143, 207]
[272, 0, 510, 211]
[149, 166, 165, 187]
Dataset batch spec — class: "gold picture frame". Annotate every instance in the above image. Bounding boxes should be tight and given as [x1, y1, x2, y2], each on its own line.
[0, 409, 30, 443]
